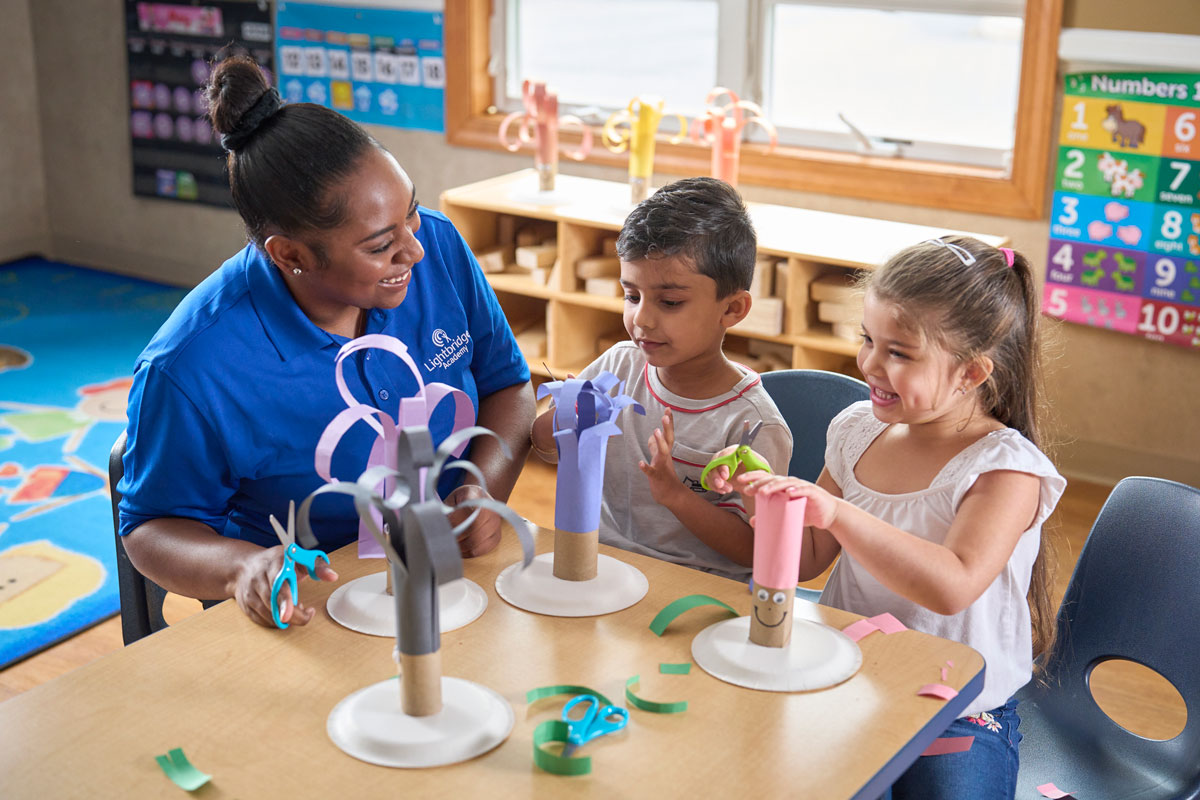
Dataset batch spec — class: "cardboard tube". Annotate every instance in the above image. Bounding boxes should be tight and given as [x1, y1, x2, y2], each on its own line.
[399, 649, 442, 716]
[749, 583, 793, 647]
[384, 566, 393, 596]
[553, 528, 599, 581]
[629, 176, 648, 205]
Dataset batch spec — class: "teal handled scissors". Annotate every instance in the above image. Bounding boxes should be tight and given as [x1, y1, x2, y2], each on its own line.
[269, 500, 331, 629]
[700, 420, 773, 492]
[561, 694, 629, 758]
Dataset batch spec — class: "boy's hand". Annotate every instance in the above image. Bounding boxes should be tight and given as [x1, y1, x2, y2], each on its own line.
[639, 409, 684, 507]
[446, 484, 502, 557]
[736, 470, 841, 530]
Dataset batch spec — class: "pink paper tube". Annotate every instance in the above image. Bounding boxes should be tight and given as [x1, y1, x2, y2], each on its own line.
[713, 117, 740, 185]
[752, 494, 806, 591]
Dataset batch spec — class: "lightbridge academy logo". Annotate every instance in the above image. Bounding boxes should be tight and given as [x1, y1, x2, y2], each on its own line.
[424, 328, 471, 372]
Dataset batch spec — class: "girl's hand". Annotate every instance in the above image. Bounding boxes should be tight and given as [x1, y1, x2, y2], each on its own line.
[737, 471, 841, 530]
[639, 409, 684, 506]
[447, 484, 502, 557]
[233, 546, 336, 628]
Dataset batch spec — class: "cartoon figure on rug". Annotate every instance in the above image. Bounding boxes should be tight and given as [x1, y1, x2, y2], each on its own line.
[0, 377, 131, 454]
[0, 345, 31, 375]
[0, 540, 105, 628]
[0, 456, 108, 522]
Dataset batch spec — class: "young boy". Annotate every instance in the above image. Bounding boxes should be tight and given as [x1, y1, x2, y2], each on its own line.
[531, 177, 792, 581]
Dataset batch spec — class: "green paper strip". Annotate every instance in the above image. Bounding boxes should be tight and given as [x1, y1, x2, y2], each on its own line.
[154, 747, 211, 791]
[533, 719, 592, 775]
[526, 684, 614, 708]
[659, 662, 692, 675]
[625, 675, 688, 714]
[649, 594, 738, 636]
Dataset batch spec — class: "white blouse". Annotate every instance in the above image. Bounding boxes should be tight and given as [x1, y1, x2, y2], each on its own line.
[820, 401, 1066, 716]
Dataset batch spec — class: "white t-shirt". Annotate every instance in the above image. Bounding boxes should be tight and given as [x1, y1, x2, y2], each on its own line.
[577, 342, 792, 581]
[820, 401, 1066, 716]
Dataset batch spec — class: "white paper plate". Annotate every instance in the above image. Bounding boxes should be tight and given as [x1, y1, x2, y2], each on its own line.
[326, 573, 488, 637]
[327, 677, 514, 768]
[691, 614, 862, 692]
[494, 552, 648, 617]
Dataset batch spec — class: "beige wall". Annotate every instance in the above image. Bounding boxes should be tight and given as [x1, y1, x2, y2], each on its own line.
[12, 0, 1200, 486]
[0, 0, 49, 261]
[1065, 0, 1200, 35]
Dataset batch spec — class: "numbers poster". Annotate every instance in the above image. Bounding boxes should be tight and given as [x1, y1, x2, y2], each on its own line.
[1046, 71, 1200, 351]
[125, 2, 274, 206]
[275, 2, 444, 132]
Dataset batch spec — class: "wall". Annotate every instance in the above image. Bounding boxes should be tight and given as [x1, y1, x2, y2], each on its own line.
[1064, 0, 1200, 35]
[18, 0, 1200, 486]
[0, 0, 49, 261]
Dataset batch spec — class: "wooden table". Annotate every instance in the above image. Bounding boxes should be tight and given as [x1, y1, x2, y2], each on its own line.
[0, 527, 983, 798]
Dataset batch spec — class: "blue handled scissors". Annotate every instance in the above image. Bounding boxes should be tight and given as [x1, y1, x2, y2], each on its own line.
[561, 694, 629, 758]
[269, 500, 331, 629]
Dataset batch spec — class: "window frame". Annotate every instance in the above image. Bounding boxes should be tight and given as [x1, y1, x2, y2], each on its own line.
[445, 0, 1062, 219]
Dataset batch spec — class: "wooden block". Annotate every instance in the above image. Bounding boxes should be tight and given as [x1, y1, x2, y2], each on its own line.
[601, 236, 619, 257]
[810, 272, 859, 303]
[751, 257, 776, 299]
[515, 243, 557, 269]
[576, 255, 621, 280]
[476, 244, 513, 274]
[732, 297, 784, 336]
[831, 321, 861, 342]
[584, 277, 623, 298]
[515, 228, 541, 247]
[514, 327, 548, 359]
[773, 260, 789, 300]
[748, 339, 792, 363]
[818, 301, 860, 325]
[759, 352, 791, 373]
[497, 214, 518, 245]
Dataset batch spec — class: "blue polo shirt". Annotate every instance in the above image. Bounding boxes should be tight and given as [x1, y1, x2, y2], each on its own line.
[118, 208, 530, 550]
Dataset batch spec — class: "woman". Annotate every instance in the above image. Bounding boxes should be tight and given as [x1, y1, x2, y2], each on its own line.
[118, 55, 534, 628]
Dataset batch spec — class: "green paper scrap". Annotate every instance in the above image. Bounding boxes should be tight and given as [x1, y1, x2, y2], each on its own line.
[533, 719, 592, 776]
[625, 675, 688, 714]
[659, 662, 692, 675]
[154, 747, 211, 791]
[649, 594, 738, 636]
[526, 684, 614, 708]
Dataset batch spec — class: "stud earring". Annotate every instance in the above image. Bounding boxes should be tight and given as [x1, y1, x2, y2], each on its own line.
[292, 268, 302, 275]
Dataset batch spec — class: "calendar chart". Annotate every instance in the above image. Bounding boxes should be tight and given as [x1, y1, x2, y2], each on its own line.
[1046, 71, 1200, 352]
[275, 2, 444, 133]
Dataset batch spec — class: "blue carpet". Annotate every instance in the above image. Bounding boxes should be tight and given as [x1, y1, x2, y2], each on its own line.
[0, 258, 185, 668]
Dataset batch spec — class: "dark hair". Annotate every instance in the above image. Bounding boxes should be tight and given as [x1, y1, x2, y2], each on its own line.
[864, 235, 1059, 667]
[206, 54, 381, 250]
[616, 177, 756, 298]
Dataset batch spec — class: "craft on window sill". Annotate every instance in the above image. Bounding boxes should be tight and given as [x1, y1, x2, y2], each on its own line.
[690, 87, 777, 188]
[603, 95, 687, 204]
[499, 79, 593, 193]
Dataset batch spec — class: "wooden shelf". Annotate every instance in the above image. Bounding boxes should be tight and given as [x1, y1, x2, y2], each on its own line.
[442, 170, 1008, 379]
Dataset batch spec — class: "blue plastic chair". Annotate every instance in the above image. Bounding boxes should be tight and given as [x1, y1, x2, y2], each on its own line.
[1015, 476, 1200, 799]
[760, 369, 868, 605]
[760, 368, 869, 483]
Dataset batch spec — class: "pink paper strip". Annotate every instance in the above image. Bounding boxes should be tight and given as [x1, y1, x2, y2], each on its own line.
[866, 612, 907, 634]
[841, 619, 879, 642]
[921, 736, 974, 757]
[752, 495, 806, 590]
[1038, 783, 1076, 799]
[940, 666, 948, 681]
[917, 683, 959, 701]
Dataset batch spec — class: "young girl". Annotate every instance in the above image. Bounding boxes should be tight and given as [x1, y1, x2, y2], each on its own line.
[739, 236, 1065, 799]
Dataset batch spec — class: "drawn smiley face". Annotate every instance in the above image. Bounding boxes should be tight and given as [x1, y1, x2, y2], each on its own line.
[752, 586, 790, 629]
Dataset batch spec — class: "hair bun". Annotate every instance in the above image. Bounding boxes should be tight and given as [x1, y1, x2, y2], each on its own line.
[206, 54, 279, 152]
[219, 87, 282, 151]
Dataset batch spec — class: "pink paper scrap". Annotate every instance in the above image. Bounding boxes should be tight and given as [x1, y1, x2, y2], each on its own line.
[921, 736, 974, 757]
[841, 619, 879, 642]
[866, 612, 907, 634]
[940, 666, 948, 681]
[917, 683, 959, 701]
[1037, 783, 1076, 799]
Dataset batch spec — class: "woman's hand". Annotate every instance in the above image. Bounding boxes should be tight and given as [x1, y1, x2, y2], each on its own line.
[446, 484, 502, 557]
[639, 409, 685, 507]
[231, 546, 337, 628]
[737, 470, 841, 530]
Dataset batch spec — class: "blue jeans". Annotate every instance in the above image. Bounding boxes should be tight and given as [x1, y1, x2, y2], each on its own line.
[885, 697, 1021, 800]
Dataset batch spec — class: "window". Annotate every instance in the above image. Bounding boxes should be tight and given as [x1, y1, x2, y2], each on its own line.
[445, 0, 1061, 218]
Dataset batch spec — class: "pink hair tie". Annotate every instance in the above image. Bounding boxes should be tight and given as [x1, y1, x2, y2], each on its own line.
[999, 247, 1015, 268]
